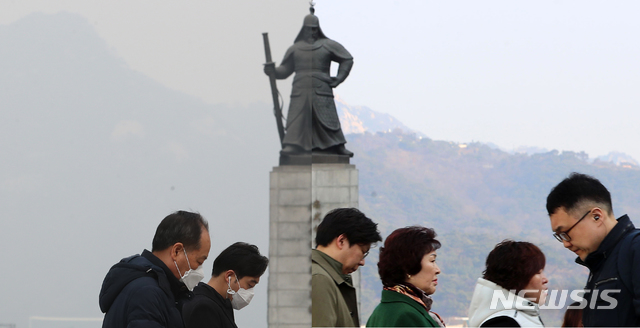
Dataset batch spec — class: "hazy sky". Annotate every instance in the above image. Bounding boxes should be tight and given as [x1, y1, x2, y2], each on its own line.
[2, 1, 640, 327]
[3, 0, 640, 161]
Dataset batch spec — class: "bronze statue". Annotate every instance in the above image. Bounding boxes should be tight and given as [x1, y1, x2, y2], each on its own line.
[264, 6, 354, 158]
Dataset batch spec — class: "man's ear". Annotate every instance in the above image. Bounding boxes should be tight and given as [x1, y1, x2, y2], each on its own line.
[335, 234, 348, 250]
[224, 270, 236, 284]
[170, 242, 184, 261]
[592, 208, 604, 224]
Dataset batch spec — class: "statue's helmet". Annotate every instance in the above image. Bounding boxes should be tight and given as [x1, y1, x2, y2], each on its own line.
[293, 6, 327, 42]
[303, 13, 319, 27]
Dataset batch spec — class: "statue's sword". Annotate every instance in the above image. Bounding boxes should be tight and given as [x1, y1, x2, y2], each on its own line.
[262, 33, 285, 145]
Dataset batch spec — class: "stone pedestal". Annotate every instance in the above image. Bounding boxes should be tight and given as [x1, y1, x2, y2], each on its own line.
[268, 164, 359, 328]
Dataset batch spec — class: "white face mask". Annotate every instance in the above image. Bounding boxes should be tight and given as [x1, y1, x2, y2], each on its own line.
[174, 248, 205, 291]
[226, 273, 255, 310]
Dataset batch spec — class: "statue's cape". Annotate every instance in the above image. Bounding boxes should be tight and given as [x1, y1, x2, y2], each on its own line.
[280, 38, 352, 65]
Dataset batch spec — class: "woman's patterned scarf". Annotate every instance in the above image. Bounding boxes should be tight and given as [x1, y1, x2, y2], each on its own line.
[384, 283, 433, 311]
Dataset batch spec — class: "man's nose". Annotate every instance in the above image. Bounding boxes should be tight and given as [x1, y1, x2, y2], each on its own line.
[562, 239, 573, 248]
[359, 258, 365, 266]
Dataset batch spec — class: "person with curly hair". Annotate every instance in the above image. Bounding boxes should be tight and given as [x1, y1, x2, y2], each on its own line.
[366, 226, 445, 327]
[468, 240, 548, 327]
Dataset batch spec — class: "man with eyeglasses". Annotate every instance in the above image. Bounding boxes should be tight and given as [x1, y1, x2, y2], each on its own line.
[547, 172, 640, 326]
[312, 208, 382, 327]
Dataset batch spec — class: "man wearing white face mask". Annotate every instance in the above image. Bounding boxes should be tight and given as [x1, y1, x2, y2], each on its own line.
[182, 242, 269, 328]
[99, 211, 211, 328]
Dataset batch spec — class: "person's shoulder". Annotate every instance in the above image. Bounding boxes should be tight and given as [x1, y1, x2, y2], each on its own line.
[182, 292, 233, 328]
[481, 316, 520, 327]
[311, 261, 326, 274]
[189, 285, 221, 307]
[376, 297, 421, 312]
[127, 276, 165, 300]
[192, 282, 213, 295]
[312, 271, 336, 289]
[617, 227, 640, 256]
[182, 292, 222, 318]
[311, 257, 333, 277]
[115, 252, 165, 277]
[628, 228, 640, 244]
[368, 303, 433, 327]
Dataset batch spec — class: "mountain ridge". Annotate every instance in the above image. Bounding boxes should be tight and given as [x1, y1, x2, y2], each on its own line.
[3, 11, 640, 328]
[348, 130, 640, 325]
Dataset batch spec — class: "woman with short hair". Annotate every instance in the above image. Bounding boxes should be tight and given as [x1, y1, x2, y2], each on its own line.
[366, 226, 445, 327]
[468, 240, 548, 327]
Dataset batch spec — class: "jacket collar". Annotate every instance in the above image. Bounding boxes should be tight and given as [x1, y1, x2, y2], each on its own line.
[195, 282, 237, 327]
[577, 215, 635, 269]
[380, 290, 439, 326]
[142, 249, 190, 300]
[312, 249, 353, 286]
[381, 289, 430, 314]
[468, 277, 540, 326]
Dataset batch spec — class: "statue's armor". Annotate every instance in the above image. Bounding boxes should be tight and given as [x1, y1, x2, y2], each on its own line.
[280, 38, 352, 151]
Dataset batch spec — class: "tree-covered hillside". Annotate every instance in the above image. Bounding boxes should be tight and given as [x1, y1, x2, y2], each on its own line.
[348, 130, 640, 326]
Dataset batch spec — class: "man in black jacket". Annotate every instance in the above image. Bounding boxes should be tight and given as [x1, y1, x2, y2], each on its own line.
[547, 173, 640, 326]
[182, 242, 268, 328]
[99, 211, 211, 328]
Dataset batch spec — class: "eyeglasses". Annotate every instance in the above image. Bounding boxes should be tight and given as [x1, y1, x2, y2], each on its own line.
[553, 209, 592, 242]
[356, 244, 370, 259]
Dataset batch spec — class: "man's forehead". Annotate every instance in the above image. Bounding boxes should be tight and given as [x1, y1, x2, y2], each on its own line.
[549, 208, 573, 231]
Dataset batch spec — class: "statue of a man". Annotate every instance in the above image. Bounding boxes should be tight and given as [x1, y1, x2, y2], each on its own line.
[264, 9, 354, 157]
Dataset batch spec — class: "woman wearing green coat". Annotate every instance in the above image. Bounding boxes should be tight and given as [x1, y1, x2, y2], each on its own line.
[366, 226, 445, 327]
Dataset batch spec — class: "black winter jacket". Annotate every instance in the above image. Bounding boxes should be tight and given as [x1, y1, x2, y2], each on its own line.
[182, 282, 237, 328]
[99, 250, 191, 328]
[578, 215, 640, 326]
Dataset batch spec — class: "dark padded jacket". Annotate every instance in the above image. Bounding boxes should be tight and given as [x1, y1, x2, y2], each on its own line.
[578, 215, 640, 326]
[182, 282, 237, 328]
[99, 250, 191, 328]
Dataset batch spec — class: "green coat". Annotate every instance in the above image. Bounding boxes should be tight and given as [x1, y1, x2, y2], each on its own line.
[366, 290, 439, 327]
[311, 250, 359, 327]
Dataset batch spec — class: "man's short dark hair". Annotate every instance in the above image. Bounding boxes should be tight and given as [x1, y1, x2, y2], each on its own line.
[315, 208, 382, 247]
[212, 242, 269, 279]
[546, 172, 613, 215]
[483, 240, 545, 293]
[152, 211, 209, 252]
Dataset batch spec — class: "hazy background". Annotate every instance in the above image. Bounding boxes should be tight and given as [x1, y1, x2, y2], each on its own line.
[2, 1, 640, 327]
[4, 0, 640, 159]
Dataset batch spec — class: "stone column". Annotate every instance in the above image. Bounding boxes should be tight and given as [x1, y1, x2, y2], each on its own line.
[268, 163, 359, 328]
[268, 165, 313, 328]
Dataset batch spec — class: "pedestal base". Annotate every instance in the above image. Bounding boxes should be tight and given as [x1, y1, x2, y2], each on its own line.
[268, 164, 359, 328]
[279, 153, 351, 166]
